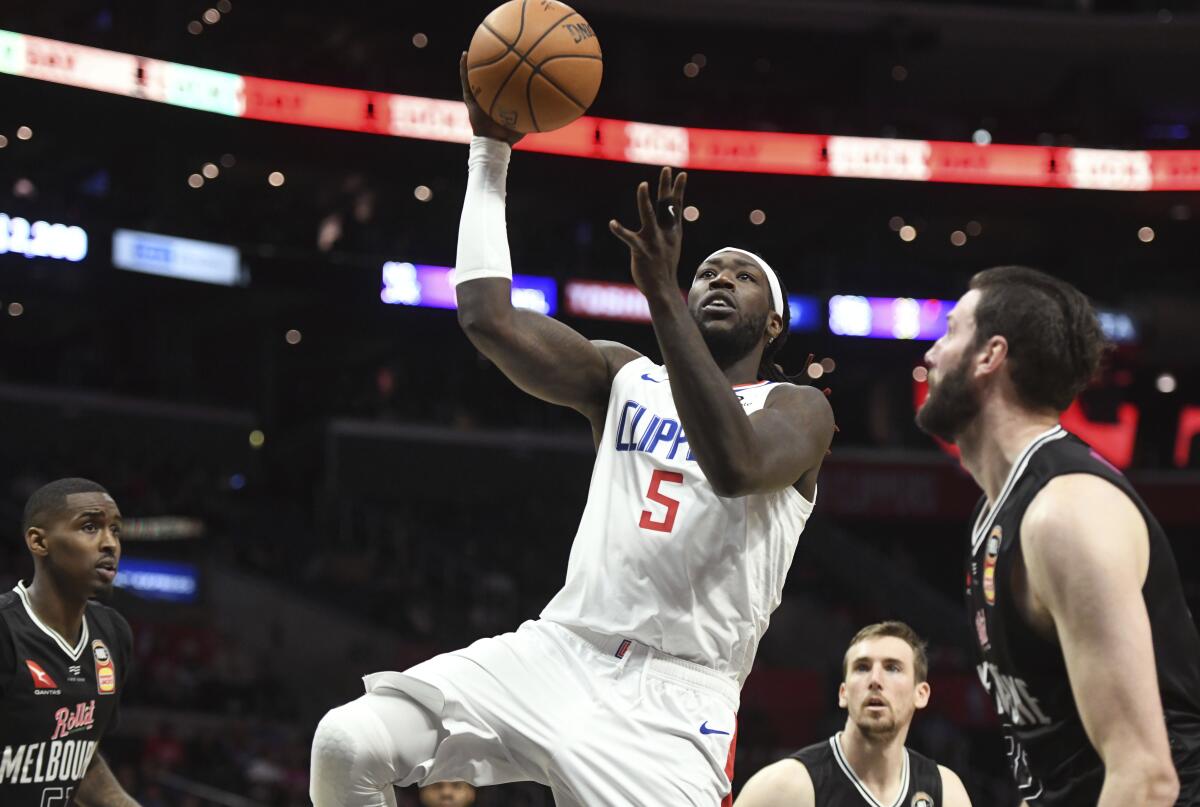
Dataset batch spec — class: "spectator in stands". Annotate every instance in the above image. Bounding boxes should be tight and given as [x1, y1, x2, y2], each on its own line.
[420, 781, 477, 806]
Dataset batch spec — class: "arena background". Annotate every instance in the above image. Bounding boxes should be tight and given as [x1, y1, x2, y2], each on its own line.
[0, 0, 1198, 804]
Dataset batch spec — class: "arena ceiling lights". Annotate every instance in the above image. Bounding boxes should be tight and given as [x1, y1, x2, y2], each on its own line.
[2, 30, 1199, 191]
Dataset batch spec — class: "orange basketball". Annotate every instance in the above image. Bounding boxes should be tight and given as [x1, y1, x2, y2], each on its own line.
[466, 0, 603, 133]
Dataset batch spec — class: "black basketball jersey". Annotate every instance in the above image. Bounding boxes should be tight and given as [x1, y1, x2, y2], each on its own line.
[966, 426, 1200, 806]
[0, 582, 132, 806]
[790, 734, 943, 807]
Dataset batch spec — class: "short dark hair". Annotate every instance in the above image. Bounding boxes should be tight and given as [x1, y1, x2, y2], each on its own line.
[843, 621, 929, 683]
[969, 266, 1106, 412]
[22, 478, 111, 534]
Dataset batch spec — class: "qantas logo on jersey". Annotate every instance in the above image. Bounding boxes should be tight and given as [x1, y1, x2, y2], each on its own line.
[614, 400, 695, 461]
[978, 661, 1051, 726]
[0, 739, 97, 785]
[25, 660, 59, 692]
[51, 701, 96, 740]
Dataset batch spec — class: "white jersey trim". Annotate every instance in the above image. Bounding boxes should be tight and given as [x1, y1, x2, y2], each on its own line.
[830, 733, 910, 807]
[970, 425, 1067, 554]
[14, 582, 90, 661]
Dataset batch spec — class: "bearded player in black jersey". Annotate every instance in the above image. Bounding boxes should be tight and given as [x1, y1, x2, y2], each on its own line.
[916, 266, 1200, 807]
[734, 622, 971, 807]
[0, 478, 139, 806]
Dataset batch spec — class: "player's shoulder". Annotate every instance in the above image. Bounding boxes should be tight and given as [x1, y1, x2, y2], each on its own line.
[767, 380, 828, 401]
[1022, 430, 1124, 491]
[589, 340, 642, 377]
[0, 590, 16, 638]
[0, 588, 19, 613]
[85, 600, 133, 643]
[763, 382, 834, 427]
[1023, 472, 1143, 545]
[936, 763, 972, 807]
[736, 757, 814, 806]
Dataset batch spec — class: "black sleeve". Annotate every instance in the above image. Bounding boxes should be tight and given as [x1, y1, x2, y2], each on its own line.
[0, 617, 14, 700]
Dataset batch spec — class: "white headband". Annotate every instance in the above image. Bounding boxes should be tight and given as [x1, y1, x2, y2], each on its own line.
[702, 247, 785, 318]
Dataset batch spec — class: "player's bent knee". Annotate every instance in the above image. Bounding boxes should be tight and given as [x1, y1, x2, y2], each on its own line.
[310, 700, 396, 804]
[310, 692, 443, 806]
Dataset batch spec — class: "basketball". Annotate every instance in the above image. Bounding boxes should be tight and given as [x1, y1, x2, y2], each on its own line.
[466, 0, 603, 133]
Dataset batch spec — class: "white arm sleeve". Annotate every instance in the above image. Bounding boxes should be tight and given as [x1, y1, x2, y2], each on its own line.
[453, 136, 514, 287]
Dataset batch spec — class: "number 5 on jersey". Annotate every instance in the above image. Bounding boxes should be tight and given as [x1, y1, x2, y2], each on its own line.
[640, 470, 684, 533]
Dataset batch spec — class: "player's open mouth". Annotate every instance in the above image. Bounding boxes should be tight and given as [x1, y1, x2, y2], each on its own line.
[865, 697, 888, 709]
[701, 293, 736, 312]
[96, 560, 117, 581]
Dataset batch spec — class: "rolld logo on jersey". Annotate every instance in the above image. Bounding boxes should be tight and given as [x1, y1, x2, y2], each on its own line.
[975, 609, 990, 650]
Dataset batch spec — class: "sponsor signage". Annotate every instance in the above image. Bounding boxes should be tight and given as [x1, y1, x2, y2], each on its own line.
[113, 229, 244, 286]
[381, 261, 557, 316]
[0, 212, 88, 261]
[113, 558, 199, 603]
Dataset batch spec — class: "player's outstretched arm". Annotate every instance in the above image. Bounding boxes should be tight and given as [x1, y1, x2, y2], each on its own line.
[75, 753, 141, 807]
[454, 54, 638, 426]
[1021, 475, 1180, 807]
[610, 169, 834, 497]
[938, 765, 973, 807]
[732, 759, 815, 807]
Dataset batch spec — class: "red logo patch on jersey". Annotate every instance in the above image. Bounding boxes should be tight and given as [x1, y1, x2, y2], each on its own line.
[92, 639, 116, 695]
[26, 659, 59, 689]
[983, 526, 1002, 606]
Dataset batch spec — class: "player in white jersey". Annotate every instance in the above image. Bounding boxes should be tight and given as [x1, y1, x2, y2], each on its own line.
[308, 55, 836, 807]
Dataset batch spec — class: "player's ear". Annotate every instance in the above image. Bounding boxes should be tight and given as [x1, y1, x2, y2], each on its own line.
[766, 312, 784, 343]
[914, 680, 931, 710]
[26, 527, 49, 558]
[975, 335, 1009, 378]
[837, 682, 849, 709]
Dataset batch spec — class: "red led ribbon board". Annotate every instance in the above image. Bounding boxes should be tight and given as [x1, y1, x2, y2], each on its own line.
[2, 29, 1200, 189]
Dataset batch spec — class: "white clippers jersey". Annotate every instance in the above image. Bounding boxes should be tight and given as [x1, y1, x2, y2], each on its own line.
[541, 356, 815, 686]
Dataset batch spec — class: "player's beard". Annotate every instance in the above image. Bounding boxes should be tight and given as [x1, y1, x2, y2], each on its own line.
[697, 309, 768, 370]
[854, 704, 901, 740]
[916, 352, 981, 443]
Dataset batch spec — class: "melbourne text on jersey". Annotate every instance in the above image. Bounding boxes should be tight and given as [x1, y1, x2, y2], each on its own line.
[977, 661, 1051, 726]
[0, 739, 98, 785]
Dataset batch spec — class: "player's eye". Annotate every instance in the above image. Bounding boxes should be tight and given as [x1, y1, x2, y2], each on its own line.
[738, 273, 753, 281]
[82, 522, 98, 533]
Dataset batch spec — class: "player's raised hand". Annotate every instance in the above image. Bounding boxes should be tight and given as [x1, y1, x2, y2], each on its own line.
[609, 166, 688, 300]
[459, 52, 524, 146]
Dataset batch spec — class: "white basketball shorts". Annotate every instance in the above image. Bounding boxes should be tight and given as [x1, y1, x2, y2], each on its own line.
[363, 618, 740, 806]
